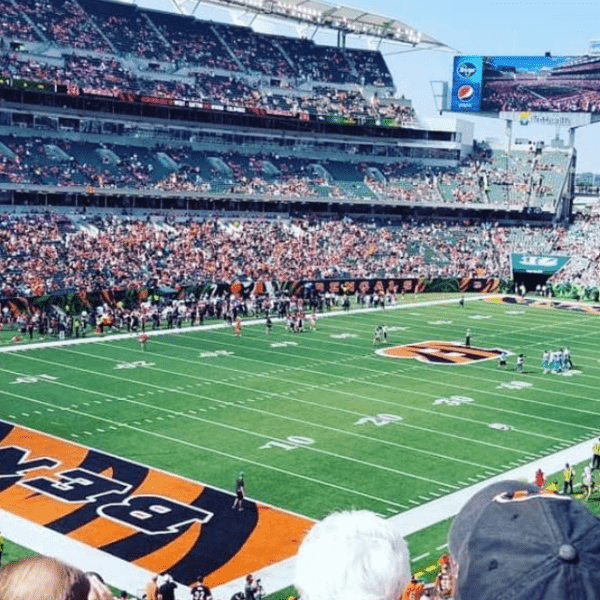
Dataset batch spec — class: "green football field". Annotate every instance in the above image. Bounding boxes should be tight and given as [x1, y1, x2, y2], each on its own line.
[1, 293, 600, 585]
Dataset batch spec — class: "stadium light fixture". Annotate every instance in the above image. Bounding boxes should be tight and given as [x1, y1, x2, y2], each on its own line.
[166, 0, 448, 47]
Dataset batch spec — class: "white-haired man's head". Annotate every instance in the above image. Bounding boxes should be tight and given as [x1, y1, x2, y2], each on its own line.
[294, 510, 410, 600]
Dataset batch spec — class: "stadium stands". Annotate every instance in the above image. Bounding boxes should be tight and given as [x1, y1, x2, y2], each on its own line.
[1, 210, 599, 299]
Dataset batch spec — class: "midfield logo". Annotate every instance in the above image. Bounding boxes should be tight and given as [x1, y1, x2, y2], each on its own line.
[376, 341, 504, 365]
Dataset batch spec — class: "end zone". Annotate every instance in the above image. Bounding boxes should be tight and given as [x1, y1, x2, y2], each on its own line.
[0, 421, 312, 591]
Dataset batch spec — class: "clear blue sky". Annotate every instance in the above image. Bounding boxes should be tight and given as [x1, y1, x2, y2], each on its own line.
[136, 0, 600, 172]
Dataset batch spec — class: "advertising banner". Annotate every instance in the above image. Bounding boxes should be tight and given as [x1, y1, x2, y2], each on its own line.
[511, 253, 570, 274]
[450, 55, 600, 115]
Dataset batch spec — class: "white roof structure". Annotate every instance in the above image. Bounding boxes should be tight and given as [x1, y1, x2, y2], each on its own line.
[168, 0, 447, 47]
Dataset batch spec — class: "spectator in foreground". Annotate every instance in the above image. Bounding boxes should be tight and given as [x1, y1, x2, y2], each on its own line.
[294, 510, 410, 600]
[448, 480, 600, 600]
[0, 556, 113, 600]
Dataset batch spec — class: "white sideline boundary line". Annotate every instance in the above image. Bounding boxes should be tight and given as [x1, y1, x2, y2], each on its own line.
[2, 293, 595, 598]
[215, 437, 599, 600]
[0, 294, 498, 354]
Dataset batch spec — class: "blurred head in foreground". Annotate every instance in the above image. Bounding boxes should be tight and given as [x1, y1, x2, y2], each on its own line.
[0, 556, 113, 600]
[294, 510, 410, 600]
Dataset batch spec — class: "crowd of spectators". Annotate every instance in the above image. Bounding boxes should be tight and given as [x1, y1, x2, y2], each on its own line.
[0, 0, 399, 88]
[0, 0, 422, 127]
[0, 210, 599, 298]
[481, 78, 600, 113]
[0, 50, 414, 123]
[0, 133, 568, 209]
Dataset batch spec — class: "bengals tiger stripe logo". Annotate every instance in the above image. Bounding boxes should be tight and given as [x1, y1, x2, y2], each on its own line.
[376, 341, 504, 365]
[0, 421, 312, 586]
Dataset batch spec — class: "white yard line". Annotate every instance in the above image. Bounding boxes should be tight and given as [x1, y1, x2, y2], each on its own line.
[1, 294, 598, 598]
[213, 435, 600, 599]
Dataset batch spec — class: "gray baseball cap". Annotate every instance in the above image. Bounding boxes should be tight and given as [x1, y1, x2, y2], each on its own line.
[449, 480, 600, 600]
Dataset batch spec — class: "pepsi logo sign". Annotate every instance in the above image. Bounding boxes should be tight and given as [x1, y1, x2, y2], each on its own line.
[457, 85, 474, 102]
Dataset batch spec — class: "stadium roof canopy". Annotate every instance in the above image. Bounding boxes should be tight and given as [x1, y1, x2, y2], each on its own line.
[167, 0, 448, 47]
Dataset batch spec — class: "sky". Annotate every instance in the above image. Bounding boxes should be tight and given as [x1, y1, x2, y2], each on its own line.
[134, 0, 600, 172]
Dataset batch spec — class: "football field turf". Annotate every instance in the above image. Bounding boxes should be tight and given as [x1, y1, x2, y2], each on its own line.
[1, 294, 600, 587]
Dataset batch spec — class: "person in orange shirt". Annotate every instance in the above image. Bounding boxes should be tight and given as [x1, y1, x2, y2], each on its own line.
[401, 575, 425, 600]
[145, 574, 161, 600]
[534, 468, 545, 489]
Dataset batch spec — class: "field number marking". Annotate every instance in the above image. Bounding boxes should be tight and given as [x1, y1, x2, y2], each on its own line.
[259, 436, 314, 451]
[9, 374, 57, 385]
[355, 414, 403, 427]
[433, 395, 474, 407]
[115, 361, 155, 370]
[496, 381, 532, 390]
[199, 350, 234, 358]
[488, 423, 513, 431]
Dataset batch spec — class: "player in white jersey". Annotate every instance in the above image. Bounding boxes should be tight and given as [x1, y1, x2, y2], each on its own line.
[516, 354, 524, 374]
[542, 350, 550, 373]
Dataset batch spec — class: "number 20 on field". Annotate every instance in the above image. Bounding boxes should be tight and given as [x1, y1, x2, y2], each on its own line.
[259, 436, 314, 451]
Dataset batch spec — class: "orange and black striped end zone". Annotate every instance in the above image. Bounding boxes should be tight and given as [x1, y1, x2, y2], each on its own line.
[0, 420, 313, 586]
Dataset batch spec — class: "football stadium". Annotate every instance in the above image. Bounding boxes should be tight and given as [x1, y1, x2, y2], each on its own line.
[1, 0, 600, 599]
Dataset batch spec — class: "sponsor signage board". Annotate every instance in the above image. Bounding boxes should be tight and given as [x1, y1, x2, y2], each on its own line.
[511, 253, 570, 274]
[450, 55, 600, 117]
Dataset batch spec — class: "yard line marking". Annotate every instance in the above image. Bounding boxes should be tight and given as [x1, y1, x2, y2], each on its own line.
[1, 358, 500, 477]
[0, 367, 463, 490]
[436, 543, 449, 551]
[142, 334, 597, 437]
[52, 347, 560, 457]
[0, 388, 410, 509]
[412, 553, 430, 562]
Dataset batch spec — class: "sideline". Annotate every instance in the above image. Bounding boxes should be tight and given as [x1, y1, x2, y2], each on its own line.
[0, 294, 491, 354]
[5, 293, 589, 598]
[213, 438, 598, 599]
